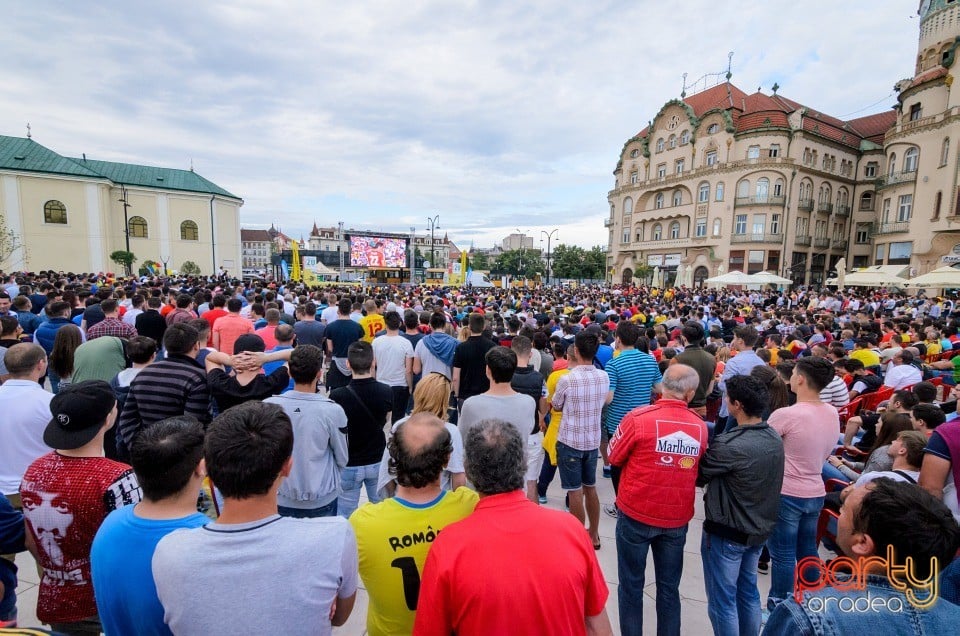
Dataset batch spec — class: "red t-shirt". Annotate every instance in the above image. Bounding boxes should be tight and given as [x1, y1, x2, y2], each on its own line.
[20, 453, 142, 623]
[413, 491, 608, 636]
[202, 308, 229, 346]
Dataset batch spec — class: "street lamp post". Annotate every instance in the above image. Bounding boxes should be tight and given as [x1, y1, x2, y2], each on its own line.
[118, 184, 132, 274]
[426, 214, 440, 276]
[410, 227, 416, 285]
[338, 220, 345, 281]
[516, 228, 529, 280]
[541, 228, 559, 285]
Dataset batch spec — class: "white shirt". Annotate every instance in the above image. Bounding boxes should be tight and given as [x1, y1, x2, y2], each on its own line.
[320, 305, 338, 325]
[372, 334, 414, 387]
[883, 363, 922, 390]
[0, 380, 54, 495]
[123, 308, 143, 326]
[855, 468, 919, 486]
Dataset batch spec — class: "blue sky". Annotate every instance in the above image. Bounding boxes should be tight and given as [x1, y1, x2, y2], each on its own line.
[0, 1, 920, 250]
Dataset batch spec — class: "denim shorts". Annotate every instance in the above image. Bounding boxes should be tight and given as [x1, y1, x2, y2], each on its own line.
[556, 441, 599, 491]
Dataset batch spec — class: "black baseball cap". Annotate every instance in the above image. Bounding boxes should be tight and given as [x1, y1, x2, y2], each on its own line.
[44, 380, 117, 450]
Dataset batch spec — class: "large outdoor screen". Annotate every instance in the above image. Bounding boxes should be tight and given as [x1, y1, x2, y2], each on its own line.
[349, 236, 408, 268]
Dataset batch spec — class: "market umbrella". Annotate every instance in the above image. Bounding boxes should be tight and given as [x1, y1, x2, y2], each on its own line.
[675, 264, 686, 287]
[705, 270, 757, 285]
[651, 266, 661, 288]
[751, 271, 793, 285]
[905, 265, 960, 288]
[834, 257, 846, 290]
[841, 268, 907, 288]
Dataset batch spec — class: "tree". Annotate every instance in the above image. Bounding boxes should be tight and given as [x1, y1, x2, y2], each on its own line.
[109, 250, 137, 274]
[584, 246, 607, 281]
[491, 249, 539, 279]
[181, 261, 202, 276]
[551, 244, 586, 281]
[0, 213, 24, 269]
[469, 251, 490, 271]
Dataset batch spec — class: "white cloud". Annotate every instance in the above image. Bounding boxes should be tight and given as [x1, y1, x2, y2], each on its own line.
[0, 0, 919, 251]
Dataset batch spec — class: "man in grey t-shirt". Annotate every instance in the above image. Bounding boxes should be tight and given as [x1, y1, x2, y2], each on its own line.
[152, 402, 358, 635]
[458, 347, 537, 492]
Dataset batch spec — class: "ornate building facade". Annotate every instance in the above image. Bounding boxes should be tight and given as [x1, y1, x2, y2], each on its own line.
[607, 0, 960, 287]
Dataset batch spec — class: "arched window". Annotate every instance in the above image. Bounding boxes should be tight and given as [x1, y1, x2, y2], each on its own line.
[837, 188, 849, 206]
[736, 179, 750, 198]
[888, 153, 897, 175]
[672, 190, 682, 206]
[715, 182, 725, 201]
[623, 197, 634, 217]
[44, 200, 67, 224]
[698, 182, 710, 203]
[712, 218, 722, 236]
[669, 221, 681, 239]
[655, 193, 665, 209]
[180, 220, 199, 241]
[668, 135, 677, 149]
[773, 178, 785, 197]
[680, 130, 690, 145]
[652, 223, 663, 241]
[707, 123, 719, 134]
[128, 216, 148, 238]
[656, 138, 665, 153]
[818, 184, 832, 203]
[942, 138, 950, 166]
[630, 149, 639, 158]
[860, 191, 874, 210]
[756, 178, 769, 201]
[904, 147, 919, 172]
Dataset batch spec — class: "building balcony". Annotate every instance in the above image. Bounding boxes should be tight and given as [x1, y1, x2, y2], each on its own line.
[817, 202, 834, 214]
[734, 195, 786, 208]
[876, 170, 917, 190]
[798, 199, 814, 212]
[795, 235, 812, 247]
[873, 221, 911, 235]
[832, 239, 848, 250]
[730, 232, 784, 244]
[608, 156, 797, 196]
[814, 237, 831, 248]
[835, 204, 851, 218]
[604, 218, 614, 227]
[635, 236, 695, 248]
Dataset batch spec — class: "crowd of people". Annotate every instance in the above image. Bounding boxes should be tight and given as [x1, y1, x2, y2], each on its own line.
[2, 269, 960, 635]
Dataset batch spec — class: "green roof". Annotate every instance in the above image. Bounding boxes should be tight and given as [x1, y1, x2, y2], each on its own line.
[0, 135, 240, 200]
[69, 158, 239, 199]
[0, 135, 102, 178]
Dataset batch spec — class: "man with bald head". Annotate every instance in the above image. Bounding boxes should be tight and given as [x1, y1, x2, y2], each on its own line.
[0, 343, 53, 505]
[608, 363, 708, 636]
[349, 413, 478, 635]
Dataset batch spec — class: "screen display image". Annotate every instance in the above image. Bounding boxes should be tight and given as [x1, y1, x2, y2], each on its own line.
[349, 236, 408, 268]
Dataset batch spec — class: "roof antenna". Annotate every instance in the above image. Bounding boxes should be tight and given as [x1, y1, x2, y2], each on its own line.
[26, 123, 31, 139]
[681, 72, 688, 98]
[82, 153, 86, 161]
[190, 157, 194, 172]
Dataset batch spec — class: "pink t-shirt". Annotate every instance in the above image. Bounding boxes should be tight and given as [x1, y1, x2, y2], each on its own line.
[768, 401, 839, 498]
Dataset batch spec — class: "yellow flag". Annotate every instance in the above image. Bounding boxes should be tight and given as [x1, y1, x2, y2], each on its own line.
[290, 241, 301, 280]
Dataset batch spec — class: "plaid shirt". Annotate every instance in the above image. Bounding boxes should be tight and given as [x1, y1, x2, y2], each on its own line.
[553, 365, 609, 451]
[87, 317, 137, 341]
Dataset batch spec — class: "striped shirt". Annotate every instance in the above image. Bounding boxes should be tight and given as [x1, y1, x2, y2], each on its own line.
[553, 365, 609, 451]
[819, 375, 851, 409]
[604, 349, 662, 435]
[116, 354, 211, 453]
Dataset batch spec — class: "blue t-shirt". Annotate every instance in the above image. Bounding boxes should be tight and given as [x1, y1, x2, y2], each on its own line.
[604, 349, 662, 434]
[91, 505, 209, 636]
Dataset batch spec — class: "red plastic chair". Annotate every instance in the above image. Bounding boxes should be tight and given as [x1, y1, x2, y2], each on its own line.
[816, 508, 842, 551]
[837, 397, 863, 428]
[862, 386, 894, 412]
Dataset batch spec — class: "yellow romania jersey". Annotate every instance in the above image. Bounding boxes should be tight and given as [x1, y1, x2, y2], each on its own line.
[359, 314, 386, 343]
[349, 488, 479, 636]
[543, 367, 570, 465]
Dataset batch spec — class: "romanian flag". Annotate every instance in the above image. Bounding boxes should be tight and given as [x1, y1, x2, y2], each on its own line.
[290, 241, 301, 281]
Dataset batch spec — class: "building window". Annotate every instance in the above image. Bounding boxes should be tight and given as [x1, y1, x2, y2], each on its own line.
[756, 178, 769, 201]
[715, 182, 724, 201]
[855, 223, 871, 244]
[888, 241, 912, 264]
[796, 216, 808, 236]
[675, 159, 684, 174]
[713, 218, 722, 236]
[698, 182, 710, 202]
[623, 197, 633, 217]
[888, 153, 897, 175]
[747, 145, 760, 159]
[630, 149, 639, 158]
[882, 198, 891, 223]
[657, 163, 667, 178]
[656, 138, 665, 152]
[737, 179, 750, 198]
[635, 229, 643, 242]
[696, 218, 707, 237]
[672, 190, 682, 206]
[655, 193, 664, 209]
[670, 221, 681, 239]
[773, 179, 784, 197]
[769, 144, 780, 158]
[904, 147, 919, 172]
[897, 194, 913, 221]
[942, 138, 950, 167]
[910, 103, 922, 121]
[934, 191, 942, 220]
[860, 191, 874, 210]
[680, 130, 690, 145]
[181, 220, 199, 241]
[630, 170, 639, 184]
[865, 162, 877, 178]
[705, 150, 717, 166]
[771, 214, 781, 234]
[44, 200, 67, 224]
[735, 214, 747, 234]
[752, 214, 766, 236]
[128, 216, 148, 238]
[668, 135, 677, 149]
[622, 227, 630, 243]
[652, 223, 662, 240]
[707, 123, 719, 134]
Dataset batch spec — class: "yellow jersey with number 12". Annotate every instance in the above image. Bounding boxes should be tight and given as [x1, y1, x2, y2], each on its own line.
[359, 313, 386, 343]
[349, 487, 479, 636]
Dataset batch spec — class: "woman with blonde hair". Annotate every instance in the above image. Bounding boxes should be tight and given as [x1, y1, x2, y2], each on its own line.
[375, 372, 466, 498]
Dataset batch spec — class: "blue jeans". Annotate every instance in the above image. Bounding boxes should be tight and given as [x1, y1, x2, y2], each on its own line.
[338, 463, 382, 518]
[555, 441, 598, 490]
[616, 513, 687, 636]
[766, 494, 824, 610]
[701, 532, 763, 636]
[278, 499, 337, 518]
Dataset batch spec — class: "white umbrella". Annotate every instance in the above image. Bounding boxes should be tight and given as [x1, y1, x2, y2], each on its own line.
[751, 271, 793, 285]
[705, 270, 756, 285]
[675, 264, 686, 287]
[842, 269, 907, 288]
[905, 265, 960, 288]
[651, 266, 661, 288]
[834, 257, 846, 290]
